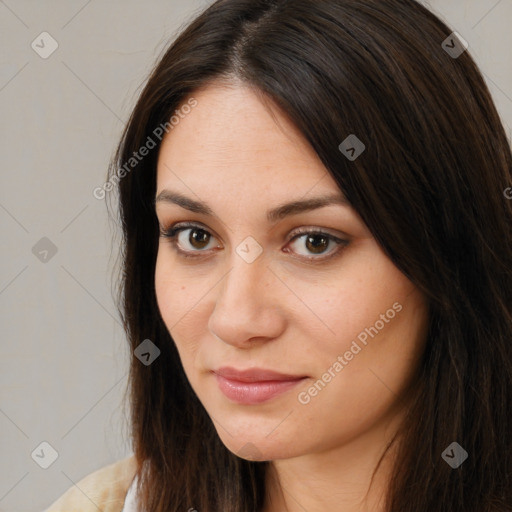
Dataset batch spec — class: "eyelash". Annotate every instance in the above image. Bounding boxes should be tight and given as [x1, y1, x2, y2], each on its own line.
[159, 221, 349, 263]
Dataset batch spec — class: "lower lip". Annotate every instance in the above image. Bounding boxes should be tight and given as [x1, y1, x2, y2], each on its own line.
[215, 374, 307, 405]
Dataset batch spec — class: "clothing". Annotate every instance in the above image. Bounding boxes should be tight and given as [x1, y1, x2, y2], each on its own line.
[121, 474, 139, 512]
[43, 455, 138, 512]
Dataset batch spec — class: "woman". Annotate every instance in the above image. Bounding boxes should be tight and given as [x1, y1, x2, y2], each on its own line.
[46, 0, 512, 510]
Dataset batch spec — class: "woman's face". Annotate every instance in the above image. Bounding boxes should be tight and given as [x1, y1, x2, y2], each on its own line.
[154, 80, 429, 461]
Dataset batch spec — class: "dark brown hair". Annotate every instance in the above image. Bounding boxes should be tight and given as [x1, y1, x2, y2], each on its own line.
[107, 0, 512, 510]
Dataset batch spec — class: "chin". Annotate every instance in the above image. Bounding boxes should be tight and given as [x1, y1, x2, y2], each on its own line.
[219, 433, 299, 462]
[209, 415, 301, 461]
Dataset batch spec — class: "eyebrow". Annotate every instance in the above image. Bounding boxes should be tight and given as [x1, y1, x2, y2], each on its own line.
[154, 190, 349, 223]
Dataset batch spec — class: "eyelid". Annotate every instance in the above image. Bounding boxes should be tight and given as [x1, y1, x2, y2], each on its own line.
[159, 221, 220, 244]
[159, 221, 349, 261]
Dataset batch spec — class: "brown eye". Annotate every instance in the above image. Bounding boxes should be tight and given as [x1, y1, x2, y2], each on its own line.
[286, 229, 349, 262]
[160, 222, 348, 263]
[304, 234, 330, 254]
[159, 223, 219, 255]
[188, 228, 210, 249]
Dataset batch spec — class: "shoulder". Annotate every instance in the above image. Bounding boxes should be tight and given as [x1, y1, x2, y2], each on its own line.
[44, 454, 138, 512]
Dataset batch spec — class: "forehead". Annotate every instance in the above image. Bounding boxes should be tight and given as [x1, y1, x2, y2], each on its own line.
[156, 81, 340, 197]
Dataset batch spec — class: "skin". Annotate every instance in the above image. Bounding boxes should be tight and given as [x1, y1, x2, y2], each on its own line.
[154, 79, 429, 512]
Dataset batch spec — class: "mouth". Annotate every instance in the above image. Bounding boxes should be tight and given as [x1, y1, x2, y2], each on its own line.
[212, 366, 309, 405]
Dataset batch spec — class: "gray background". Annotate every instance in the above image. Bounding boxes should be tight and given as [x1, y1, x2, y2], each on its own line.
[1, 1, 511, 510]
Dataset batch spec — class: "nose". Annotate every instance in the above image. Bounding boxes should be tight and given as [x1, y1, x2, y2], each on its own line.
[207, 251, 286, 348]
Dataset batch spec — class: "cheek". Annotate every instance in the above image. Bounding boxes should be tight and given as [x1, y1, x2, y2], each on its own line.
[313, 290, 426, 398]
[154, 252, 200, 356]
[296, 253, 427, 392]
[291, 254, 412, 354]
[155, 249, 199, 318]
[292, 291, 427, 449]
[155, 255, 175, 323]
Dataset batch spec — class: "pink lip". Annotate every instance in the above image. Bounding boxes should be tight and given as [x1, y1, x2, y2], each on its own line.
[213, 366, 308, 405]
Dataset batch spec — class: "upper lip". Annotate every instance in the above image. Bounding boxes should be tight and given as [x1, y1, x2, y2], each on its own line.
[213, 366, 307, 382]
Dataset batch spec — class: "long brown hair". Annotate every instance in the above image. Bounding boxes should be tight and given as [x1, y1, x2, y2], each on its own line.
[107, 0, 512, 510]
